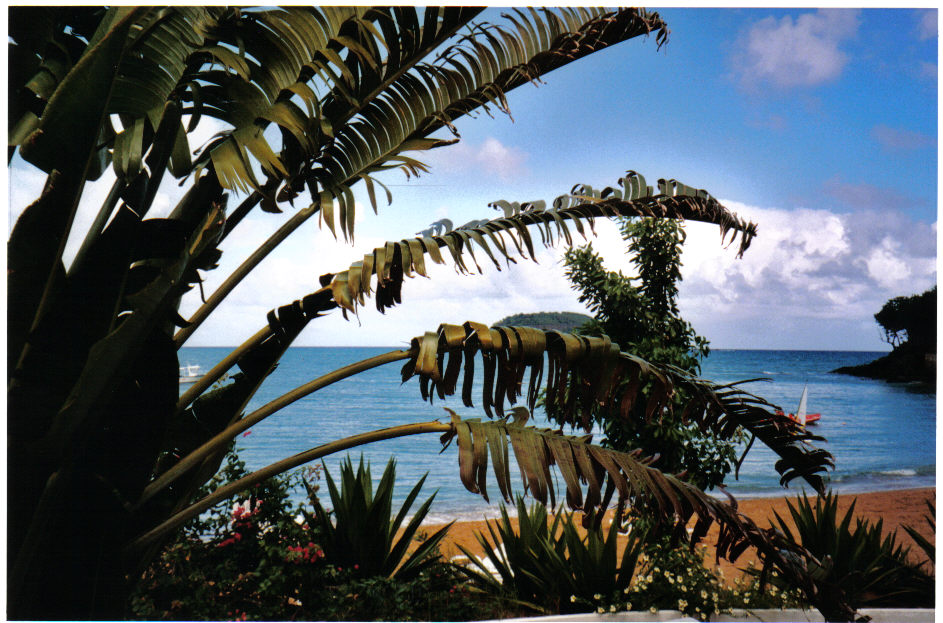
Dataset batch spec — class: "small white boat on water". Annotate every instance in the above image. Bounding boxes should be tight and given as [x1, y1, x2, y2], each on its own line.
[776, 385, 821, 425]
[179, 364, 204, 385]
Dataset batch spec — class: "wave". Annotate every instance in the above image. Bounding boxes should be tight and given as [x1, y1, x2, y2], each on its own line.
[878, 469, 918, 477]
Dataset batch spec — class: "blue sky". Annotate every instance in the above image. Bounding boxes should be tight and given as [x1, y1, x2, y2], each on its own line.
[8, 7, 938, 351]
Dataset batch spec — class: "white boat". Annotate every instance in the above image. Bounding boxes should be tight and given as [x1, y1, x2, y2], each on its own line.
[776, 385, 820, 425]
[179, 364, 203, 385]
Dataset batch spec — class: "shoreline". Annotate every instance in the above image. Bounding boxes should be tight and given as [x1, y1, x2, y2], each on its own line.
[422, 486, 936, 582]
[419, 480, 936, 525]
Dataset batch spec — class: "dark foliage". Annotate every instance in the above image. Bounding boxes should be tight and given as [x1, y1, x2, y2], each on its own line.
[834, 286, 936, 386]
[874, 286, 936, 350]
[561, 217, 737, 489]
[494, 311, 594, 333]
[765, 491, 935, 609]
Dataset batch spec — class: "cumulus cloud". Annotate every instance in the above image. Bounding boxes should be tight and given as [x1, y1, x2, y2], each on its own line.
[675, 200, 936, 349]
[732, 9, 860, 90]
[425, 137, 528, 181]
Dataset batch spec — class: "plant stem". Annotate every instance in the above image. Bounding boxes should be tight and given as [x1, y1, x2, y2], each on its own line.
[128, 420, 452, 551]
[137, 347, 415, 507]
[173, 204, 316, 347]
[68, 177, 124, 276]
[175, 326, 272, 413]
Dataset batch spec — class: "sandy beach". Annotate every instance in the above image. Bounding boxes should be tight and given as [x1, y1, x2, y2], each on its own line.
[424, 487, 935, 582]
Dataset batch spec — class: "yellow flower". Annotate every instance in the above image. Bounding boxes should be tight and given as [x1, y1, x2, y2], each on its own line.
[701, 590, 708, 599]
[596, 607, 605, 614]
[625, 603, 632, 611]
[650, 606, 657, 614]
[570, 595, 577, 603]
[594, 593, 602, 601]
[609, 605, 616, 613]
[678, 599, 688, 610]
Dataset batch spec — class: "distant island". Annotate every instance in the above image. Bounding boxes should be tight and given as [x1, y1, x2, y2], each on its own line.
[494, 311, 592, 333]
[833, 286, 935, 389]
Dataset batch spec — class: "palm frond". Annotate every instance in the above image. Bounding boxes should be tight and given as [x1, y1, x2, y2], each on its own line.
[404, 321, 831, 494]
[310, 8, 668, 236]
[327, 171, 757, 315]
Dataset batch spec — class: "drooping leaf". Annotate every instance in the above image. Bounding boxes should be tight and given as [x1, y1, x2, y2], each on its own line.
[327, 171, 757, 316]
[405, 321, 831, 494]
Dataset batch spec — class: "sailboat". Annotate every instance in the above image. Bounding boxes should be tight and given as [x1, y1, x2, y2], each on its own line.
[776, 385, 821, 425]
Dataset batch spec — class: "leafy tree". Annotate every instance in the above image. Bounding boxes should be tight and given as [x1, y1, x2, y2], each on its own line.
[8, 7, 851, 621]
[874, 286, 936, 351]
[562, 216, 735, 489]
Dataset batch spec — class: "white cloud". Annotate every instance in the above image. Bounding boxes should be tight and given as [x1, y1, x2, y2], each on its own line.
[425, 137, 528, 181]
[863, 239, 912, 289]
[733, 10, 860, 89]
[674, 200, 936, 350]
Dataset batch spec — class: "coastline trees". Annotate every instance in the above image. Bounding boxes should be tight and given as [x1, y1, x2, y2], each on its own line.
[834, 286, 936, 385]
[8, 6, 849, 620]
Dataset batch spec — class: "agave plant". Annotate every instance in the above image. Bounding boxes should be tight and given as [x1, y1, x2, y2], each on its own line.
[304, 455, 451, 580]
[456, 497, 648, 614]
[8, 6, 858, 621]
[770, 491, 934, 609]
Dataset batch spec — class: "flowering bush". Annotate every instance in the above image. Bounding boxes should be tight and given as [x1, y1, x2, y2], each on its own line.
[572, 532, 806, 621]
[130, 449, 505, 620]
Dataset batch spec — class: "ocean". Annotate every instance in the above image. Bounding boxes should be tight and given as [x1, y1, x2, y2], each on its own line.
[179, 347, 936, 524]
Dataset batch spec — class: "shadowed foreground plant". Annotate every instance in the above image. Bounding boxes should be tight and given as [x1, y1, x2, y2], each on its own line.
[455, 498, 647, 614]
[8, 6, 857, 620]
[306, 455, 452, 580]
[768, 491, 934, 609]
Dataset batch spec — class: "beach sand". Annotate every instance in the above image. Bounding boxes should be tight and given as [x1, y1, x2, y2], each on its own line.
[423, 487, 935, 582]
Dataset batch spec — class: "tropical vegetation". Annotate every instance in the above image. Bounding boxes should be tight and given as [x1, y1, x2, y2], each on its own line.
[131, 449, 502, 621]
[561, 213, 738, 490]
[9, 5, 857, 620]
[762, 491, 935, 609]
[494, 311, 594, 333]
[834, 286, 936, 386]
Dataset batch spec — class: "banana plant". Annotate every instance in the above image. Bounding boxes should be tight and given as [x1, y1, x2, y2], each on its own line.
[7, 6, 858, 621]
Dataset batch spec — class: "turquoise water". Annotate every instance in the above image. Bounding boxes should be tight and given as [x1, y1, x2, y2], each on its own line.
[179, 347, 935, 523]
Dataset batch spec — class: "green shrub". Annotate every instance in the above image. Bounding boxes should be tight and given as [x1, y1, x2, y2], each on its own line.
[130, 449, 322, 620]
[455, 499, 809, 621]
[769, 491, 933, 608]
[456, 498, 647, 614]
[130, 450, 496, 621]
[306, 455, 452, 580]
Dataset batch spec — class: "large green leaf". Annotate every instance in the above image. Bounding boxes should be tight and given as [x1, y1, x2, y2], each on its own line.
[18, 7, 140, 174]
[174, 9, 671, 344]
